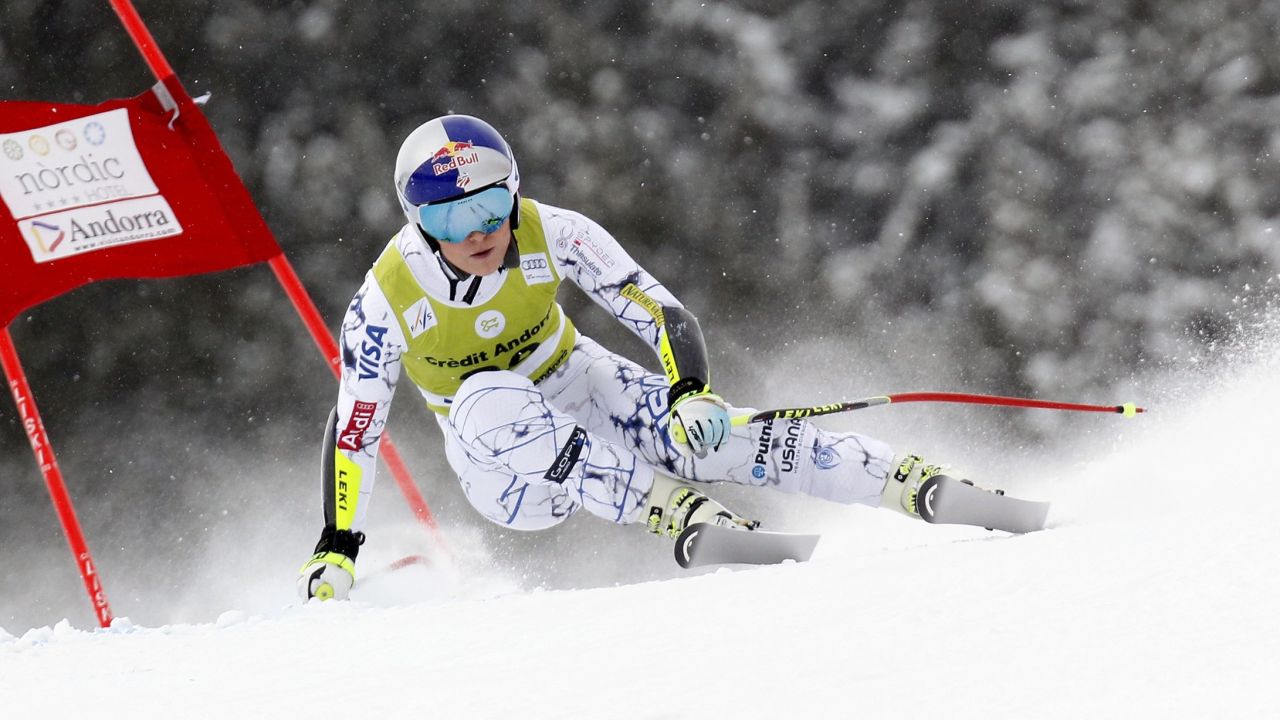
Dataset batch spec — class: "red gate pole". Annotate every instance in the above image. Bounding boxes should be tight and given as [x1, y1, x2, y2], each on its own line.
[107, 0, 447, 547]
[267, 256, 445, 538]
[106, 0, 174, 80]
[2, 328, 114, 628]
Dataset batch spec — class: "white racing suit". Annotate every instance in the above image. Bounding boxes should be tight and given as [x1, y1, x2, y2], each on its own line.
[325, 199, 896, 533]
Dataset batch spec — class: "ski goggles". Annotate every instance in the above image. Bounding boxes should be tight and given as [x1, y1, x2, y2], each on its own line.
[416, 184, 514, 244]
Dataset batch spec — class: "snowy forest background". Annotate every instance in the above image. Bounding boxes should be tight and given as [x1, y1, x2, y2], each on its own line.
[2, 0, 1278, 630]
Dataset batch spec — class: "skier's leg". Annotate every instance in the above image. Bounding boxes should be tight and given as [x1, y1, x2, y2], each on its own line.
[538, 337, 676, 471]
[443, 369, 659, 530]
[542, 339, 1015, 527]
[542, 338, 899, 507]
[438, 416, 578, 531]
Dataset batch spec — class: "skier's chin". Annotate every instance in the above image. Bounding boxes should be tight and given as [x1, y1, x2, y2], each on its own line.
[465, 248, 504, 276]
[438, 223, 512, 276]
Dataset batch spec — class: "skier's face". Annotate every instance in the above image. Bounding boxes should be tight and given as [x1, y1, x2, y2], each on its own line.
[437, 218, 512, 276]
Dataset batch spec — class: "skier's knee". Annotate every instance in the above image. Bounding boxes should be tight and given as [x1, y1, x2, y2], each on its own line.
[449, 370, 542, 445]
[473, 482, 577, 532]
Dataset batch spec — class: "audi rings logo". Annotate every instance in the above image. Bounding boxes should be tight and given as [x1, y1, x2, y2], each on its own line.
[520, 252, 554, 285]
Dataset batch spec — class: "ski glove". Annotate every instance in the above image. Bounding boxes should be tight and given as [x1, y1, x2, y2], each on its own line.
[669, 390, 731, 458]
[297, 526, 364, 601]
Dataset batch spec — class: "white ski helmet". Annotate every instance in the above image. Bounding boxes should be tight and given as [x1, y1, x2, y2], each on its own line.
[394, 114, 521, 244]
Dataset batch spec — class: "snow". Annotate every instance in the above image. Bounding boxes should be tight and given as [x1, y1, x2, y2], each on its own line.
[4, 343, 1280, 718]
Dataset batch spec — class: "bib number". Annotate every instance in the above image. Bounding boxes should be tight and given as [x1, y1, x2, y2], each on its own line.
[459, 341, 542, 382]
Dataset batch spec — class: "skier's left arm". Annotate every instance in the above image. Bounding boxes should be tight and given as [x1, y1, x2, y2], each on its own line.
[542, 204, 729, 457]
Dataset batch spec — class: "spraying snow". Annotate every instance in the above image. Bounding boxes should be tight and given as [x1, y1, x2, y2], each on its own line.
[3, 320, 1278, 718]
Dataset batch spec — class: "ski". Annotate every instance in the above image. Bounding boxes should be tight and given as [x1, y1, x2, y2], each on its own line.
[675, 522, 821, 569]
[917, 475, 1050, 534]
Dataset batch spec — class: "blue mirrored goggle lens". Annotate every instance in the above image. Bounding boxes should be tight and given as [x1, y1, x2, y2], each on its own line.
[417, 186, 513, 244]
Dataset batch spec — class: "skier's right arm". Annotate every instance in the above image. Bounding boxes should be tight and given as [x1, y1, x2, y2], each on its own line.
[298, 273, 405, 601]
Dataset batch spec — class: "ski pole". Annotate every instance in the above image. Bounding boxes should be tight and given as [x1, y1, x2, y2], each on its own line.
[731, 392, 1145, 426]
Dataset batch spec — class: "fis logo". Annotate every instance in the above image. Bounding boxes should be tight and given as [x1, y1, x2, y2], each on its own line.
[403, 297, 437, 339]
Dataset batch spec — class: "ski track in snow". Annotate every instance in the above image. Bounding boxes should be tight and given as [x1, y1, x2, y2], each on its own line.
[3, 343, 1280, 718]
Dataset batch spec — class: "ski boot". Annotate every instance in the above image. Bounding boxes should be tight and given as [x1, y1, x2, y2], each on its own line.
[881, 454, 956, 519]
[881, 453, 1047, 533]
[644, 473, 759, 538]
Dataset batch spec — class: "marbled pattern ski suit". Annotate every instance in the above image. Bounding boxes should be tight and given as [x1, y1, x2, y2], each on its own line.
[329, 199, 894, 531]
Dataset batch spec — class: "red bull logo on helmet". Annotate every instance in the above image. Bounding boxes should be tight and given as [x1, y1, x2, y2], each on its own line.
[430, 141, 479, 177]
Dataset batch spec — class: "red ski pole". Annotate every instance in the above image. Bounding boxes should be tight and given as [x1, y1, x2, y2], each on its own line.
[732, 391, 1145, 425]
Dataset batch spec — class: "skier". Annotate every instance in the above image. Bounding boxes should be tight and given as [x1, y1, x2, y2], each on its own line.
[298, 114, 983, 600]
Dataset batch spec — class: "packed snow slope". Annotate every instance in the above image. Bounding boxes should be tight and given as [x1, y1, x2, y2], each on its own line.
[4, 338, 1279, 719]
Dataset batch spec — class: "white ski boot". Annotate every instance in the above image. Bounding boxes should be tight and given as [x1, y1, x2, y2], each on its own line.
[880, 453, 952, 519]
[644, 473, 758, 537]
[880, 453, 1048, 533]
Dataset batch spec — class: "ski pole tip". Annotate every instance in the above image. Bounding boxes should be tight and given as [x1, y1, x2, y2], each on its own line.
[1118, 402, 1143, 418]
